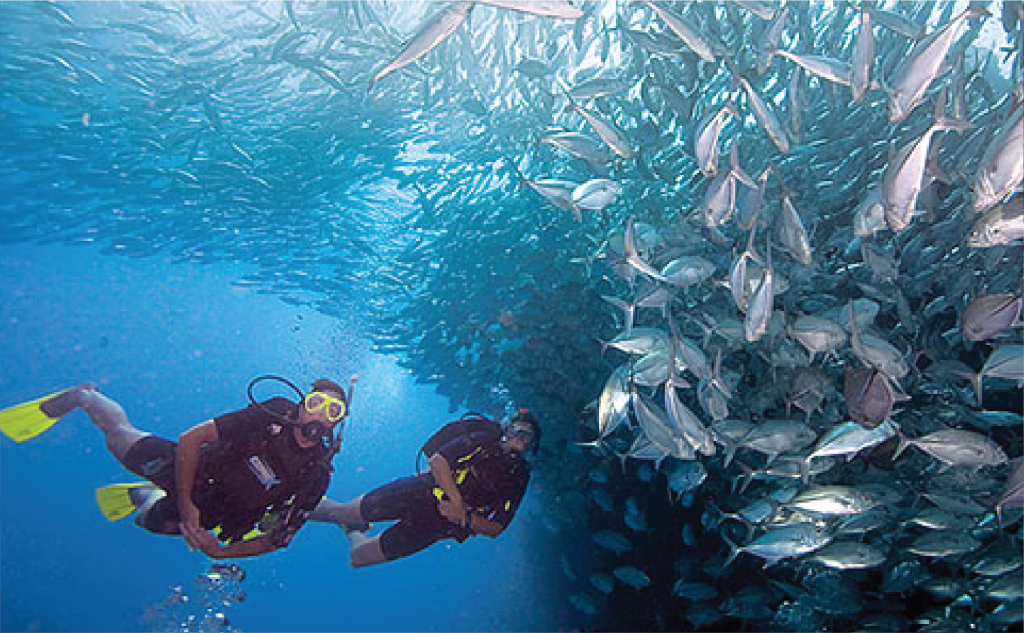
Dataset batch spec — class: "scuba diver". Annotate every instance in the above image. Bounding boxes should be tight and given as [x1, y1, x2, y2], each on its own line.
[0, 376, 351, 559]
[310, 408, 540, 567]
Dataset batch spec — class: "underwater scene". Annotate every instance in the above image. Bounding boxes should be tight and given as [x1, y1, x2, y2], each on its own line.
[0, 1, 1022, 632]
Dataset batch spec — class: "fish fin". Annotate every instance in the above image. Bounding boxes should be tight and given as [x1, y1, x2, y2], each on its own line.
[892, 430, 911, 460]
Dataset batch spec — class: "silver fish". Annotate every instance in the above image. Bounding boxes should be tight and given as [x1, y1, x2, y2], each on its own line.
[882, 113, 970, 233]
[369, 2, 474, 91]
[961, 293, 1022, 342]
[641, 0, 717, 63]
[967, 195, 1024, 248]
[851, 5, 874, 103]
[785, 485, 879, 517]
[732, 64, 791, 154]
[802, 420, 898, 483]
[844, 366, 901, 429]
[773, 49, 853, 87]
[566, 98, 634, 160]
[595, 365, 631, 440]
[847, 301, 908, 380]
[472, 0, 582, 19]
[722, 523, 832, 569]
[807, 541, 886, 570]
[572, 178, 621, 211]
[894, 428, 1009, 471]
[694, 101, 739, 178]
[744, 241, 773, 343]
[971, 106, 1023, 214]
[788, 314, 847, 362]
[521, 177, 580, 220]
[886, 5, 987, 123]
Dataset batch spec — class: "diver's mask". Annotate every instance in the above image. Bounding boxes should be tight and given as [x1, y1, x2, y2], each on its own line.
[504, 408, 539, 457]
[298, 391, 346, 449]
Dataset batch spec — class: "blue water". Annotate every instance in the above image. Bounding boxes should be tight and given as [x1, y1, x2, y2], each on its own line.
[0, 243, 569, 632]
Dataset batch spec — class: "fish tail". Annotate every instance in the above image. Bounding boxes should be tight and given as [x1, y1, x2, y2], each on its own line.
[971, 372, 984, 407]
[800, 456, 812, 485]
[723, 439, 739, 471]
[719, 533, 741, 573]
[893, 430, 911, 460]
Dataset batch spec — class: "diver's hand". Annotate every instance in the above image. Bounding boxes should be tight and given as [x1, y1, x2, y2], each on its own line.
[179, 500, 203, 541]
[181, 522, 226, 558]
[437, 497, 469, 527]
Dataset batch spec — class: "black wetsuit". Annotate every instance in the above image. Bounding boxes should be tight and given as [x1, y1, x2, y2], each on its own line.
[360, 430, 531, 561]
[122, 397, 330, 547]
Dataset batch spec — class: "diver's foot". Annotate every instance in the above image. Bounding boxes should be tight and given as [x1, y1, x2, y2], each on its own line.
[40, 383, 97, 418]
[341, 522, 371, 535]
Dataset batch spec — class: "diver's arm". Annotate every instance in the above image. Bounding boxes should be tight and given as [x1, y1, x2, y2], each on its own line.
[429, 453, 467, 518]
[466, 512, 504, 538]
[176, 420, 218, 545]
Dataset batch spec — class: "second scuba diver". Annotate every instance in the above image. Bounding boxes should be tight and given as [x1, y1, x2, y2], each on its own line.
[310, 408, 540, 567]
[0, 376, 350, 559]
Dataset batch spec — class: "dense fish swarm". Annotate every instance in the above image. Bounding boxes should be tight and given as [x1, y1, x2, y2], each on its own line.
[1, 1, 1022, 631]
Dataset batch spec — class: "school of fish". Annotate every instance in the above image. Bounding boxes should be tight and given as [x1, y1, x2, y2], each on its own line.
[0, 1, 1022, 631]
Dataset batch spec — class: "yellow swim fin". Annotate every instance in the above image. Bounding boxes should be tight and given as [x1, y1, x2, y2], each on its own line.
[0, 390, 66, 442]
[95, 482, 163, 522]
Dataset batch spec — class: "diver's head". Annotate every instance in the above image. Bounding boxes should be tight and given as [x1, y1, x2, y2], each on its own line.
[294, 378, 347, 450]
[502, 408, 541, 457]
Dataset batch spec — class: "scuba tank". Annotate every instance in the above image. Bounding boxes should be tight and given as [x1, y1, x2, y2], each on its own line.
[415, 413, 501, 474]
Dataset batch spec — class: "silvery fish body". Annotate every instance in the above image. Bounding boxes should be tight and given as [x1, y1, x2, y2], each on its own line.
[522, 177, 580, 220]
[369, 1, 474, 90]
[785, 485, 879, 516]
[844, 366, 898, 429]
[607, 327, 669, 356]
[572, 178, 621, 210]
[971, 105, 1023, 213]
[642, 0, 716, 63]
[540, 131, 610, 167]
[968, 196, 1024, 248]
[788, 315, 846, 360]
[473, 0, 582, 19]
[886, 6, 983, 122]
[735, 418, 817, 465]
[774, 50, 852, 87]
[596, 365, 631, 439]
[906, 531, 981, 558]
[850, 6, 874, 103]
[803, 420, 897, 480]
[632, 387, 695, 461]
[726, 523, 832, 568]
[807, 541, 886, 570]
[745, 243, 774, 342]
[960, 293, 1022, 342]
[895, 429, 1009, 470]
[660, 256, 715, 287]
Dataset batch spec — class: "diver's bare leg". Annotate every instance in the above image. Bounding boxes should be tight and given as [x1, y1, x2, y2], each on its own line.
[309, 496, 366, 525]
[47, 386, 150, 462]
